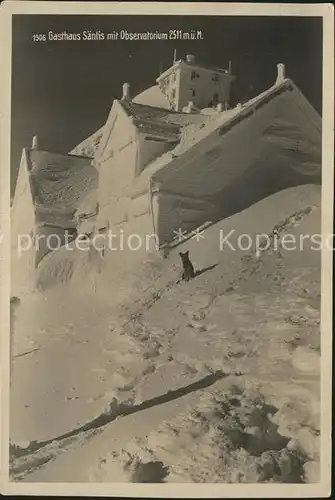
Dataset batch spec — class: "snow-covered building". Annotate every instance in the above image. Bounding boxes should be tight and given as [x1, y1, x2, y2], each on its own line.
[85, 61, 321, 248]
[11, 139, 97, 294]
[11, 56, 322, 293]
[156, 53, 235, 111]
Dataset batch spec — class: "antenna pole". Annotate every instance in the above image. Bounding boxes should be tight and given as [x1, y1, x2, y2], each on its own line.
[173, 49, 177, 64]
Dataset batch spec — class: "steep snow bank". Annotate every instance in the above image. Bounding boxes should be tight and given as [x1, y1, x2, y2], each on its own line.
[9, 184, 321, 483]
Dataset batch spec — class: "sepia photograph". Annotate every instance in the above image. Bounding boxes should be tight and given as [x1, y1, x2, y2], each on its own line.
[1, 1, 333, 497]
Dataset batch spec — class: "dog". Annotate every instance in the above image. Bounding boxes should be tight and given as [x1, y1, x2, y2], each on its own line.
[179, 250, 195, 281]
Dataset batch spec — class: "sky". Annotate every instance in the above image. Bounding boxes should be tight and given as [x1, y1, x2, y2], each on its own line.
[11, 15, 322, 194]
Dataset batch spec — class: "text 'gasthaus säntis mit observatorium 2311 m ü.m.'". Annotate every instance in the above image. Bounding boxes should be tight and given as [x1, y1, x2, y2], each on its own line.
[32, 29, 205, 42]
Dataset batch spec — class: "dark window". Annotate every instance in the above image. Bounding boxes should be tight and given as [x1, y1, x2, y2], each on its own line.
[212, 74, 220, 82]
[144, 136, 168, 143]
[78, 233, 92, 240]
[171, 88, 176, 100]
[191, 71, 197, 80]
[191, 89, 196, 97]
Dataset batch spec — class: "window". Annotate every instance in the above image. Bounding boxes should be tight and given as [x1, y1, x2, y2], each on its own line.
[191, 70, 197, 80]
[212, 74, 220, 82]
[191, 89, 196, 97]
[171, 72, 176, 84]
[171, 88, 176, 100]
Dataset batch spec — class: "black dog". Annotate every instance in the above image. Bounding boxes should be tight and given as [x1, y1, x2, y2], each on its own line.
[179, 251, 195, 281]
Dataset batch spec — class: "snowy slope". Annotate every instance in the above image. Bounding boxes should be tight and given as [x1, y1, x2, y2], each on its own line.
[10, 184, 321, 483]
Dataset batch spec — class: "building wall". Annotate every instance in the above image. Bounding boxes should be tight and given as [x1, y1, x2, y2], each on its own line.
[158, 61, 234, 111]
[97, 103, 139, 229]
[151, 81, 321, 246]
[177, 63, 234, 111]
[150, 90, 281, 244]
[97, 101, 136, 165]
[137, 134, 172, 176]
[11, 150, 36, 295]
[128, 191, 152, 219]
[152, 191, 216, 246]
[154, 95, 280, 200]
[121, 210, 158, 254]
[98, 143, 138, 228]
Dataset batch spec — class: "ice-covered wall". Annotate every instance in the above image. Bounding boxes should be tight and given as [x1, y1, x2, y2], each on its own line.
[97, 101, 138, 229]
[158, 59, 235, 112]
[34, 224, 76, 266]
[177, 62, 235, 111]
[133, 85, 171, 110]
[11, 150, 36, 295]
[136, 134, 172, 176]
[69, 127, 104, 158]
[150, 80, 321, 245]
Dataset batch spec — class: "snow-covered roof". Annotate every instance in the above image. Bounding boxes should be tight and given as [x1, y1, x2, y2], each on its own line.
[119, 100, 177, 122]
[118, 100, 181, 140]
[123, 100, 206, 126]
[35, 206, 78, 229]
[152, 79, 321, 193]
[69, 127, 104, 158]
[70, 87, 206, 155]
[27, 149, 98, 210]
[132, 85, 171, 109]
[130, 78, 321, 201]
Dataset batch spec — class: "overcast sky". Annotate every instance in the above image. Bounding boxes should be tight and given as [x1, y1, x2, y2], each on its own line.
[11, 15, 322, 194]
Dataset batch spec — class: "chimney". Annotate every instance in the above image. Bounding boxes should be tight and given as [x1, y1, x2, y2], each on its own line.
[228, 61, 232, 74]
[122, 82, 131, 101]
[187, 101, 195, 113]
[32, 135, 39, 149]
[276, 63, 286, 84]
[217, 103, 224, 112]
[186, 54, 195, 64]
